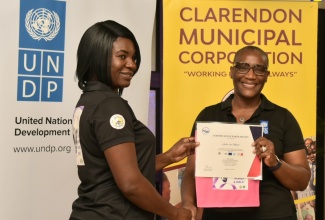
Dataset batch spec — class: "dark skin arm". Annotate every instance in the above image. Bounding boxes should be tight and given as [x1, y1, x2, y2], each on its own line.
[105, 142, 192, 220]
[253, 137, 311, 191]
[156, 137, 199, 171]
[180, 153, 197, 219]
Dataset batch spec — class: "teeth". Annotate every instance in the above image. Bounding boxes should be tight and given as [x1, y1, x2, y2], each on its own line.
[121, 72, 132, 77]
[242, 83, 255, 87]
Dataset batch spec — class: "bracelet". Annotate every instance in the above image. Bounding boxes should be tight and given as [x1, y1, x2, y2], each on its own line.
[268, 155, 282, 172]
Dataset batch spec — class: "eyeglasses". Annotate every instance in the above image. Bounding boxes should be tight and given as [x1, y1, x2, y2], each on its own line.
[233, 62, 268, 76]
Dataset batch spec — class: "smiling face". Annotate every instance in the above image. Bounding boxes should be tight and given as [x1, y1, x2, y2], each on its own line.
[110, 37, 137, 91]
[230, 48, 269, 100]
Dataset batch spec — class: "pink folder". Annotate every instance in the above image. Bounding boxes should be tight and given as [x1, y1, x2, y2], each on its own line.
[196, 177, 260, 207]
[247, 155, 262, 179]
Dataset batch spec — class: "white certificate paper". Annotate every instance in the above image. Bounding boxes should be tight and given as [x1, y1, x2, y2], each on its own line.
[195, 122, 263, 180]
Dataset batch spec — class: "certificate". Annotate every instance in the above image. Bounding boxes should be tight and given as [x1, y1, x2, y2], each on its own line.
[195, 122, 263, 180]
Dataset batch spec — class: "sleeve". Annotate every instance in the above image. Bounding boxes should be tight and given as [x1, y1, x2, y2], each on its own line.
[282, 109, 305, 153]
[92, 98, 135, 151]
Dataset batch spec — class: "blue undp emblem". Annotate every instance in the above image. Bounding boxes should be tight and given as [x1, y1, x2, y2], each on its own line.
[17, 0, 66, 102]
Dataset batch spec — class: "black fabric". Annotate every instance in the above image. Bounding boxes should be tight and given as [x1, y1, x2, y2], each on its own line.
[70, 81, 156, 220]
[191, 94, 303, 219]
[202, 208, 298, 220]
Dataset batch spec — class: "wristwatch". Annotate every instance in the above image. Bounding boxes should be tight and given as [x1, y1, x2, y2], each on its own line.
[268, 155, 282, 172]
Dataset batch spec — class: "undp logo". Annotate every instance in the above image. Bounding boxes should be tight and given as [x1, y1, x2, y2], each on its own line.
[25, 8, 60, 41]
[17, 0, 66, 102]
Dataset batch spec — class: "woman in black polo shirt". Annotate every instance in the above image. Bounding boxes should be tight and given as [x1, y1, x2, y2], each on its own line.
[181, 46, 311, 220]
[69, 20, 199, 220]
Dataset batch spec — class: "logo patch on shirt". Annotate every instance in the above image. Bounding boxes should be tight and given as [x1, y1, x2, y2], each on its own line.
[260, 120, 269, 134]
[110, 114, 125, 129]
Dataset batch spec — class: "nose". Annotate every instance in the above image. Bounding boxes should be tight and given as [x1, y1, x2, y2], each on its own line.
[245, 68, 256, 78]
[126, 58, 137, 69]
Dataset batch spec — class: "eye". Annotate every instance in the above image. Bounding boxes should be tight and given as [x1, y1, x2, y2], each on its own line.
[235, 62, 250, 71]
[253, 65, 267, 73]
[119, 55, 126, 59]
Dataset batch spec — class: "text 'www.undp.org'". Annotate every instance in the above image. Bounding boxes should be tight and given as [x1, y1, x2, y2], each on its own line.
[13, 145, 71, 153]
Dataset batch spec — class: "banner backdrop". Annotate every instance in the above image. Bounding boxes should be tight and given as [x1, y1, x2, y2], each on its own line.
[0, 0, 156, 219]
[162, 0, 317, 164]
[163, 0, 317, 219]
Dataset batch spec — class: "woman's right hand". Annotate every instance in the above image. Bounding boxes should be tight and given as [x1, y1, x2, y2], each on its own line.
[172, 207, 192, 220]
[182, 202, 197, 220]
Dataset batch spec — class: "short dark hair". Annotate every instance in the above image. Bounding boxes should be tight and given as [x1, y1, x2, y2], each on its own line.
[76, 20, 141, 95]
[233, 46, 269, 67]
